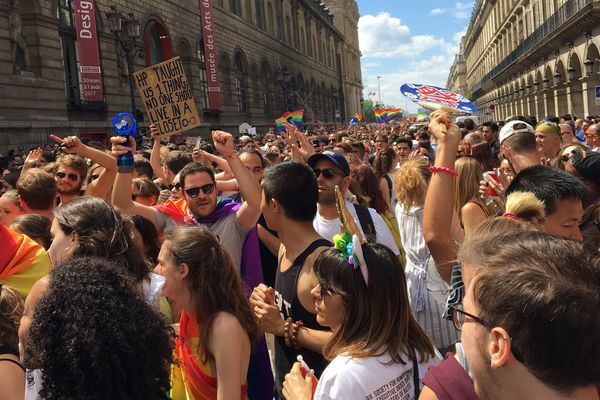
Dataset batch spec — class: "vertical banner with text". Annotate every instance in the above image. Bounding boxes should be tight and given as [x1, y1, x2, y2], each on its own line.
[198, 0, 221, 109]
[73, 0, 104, 102]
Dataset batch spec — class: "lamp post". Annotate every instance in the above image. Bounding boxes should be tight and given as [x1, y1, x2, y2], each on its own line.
[376, 75, 381, 105]
[276, 68, 291, 112]
[106, 5, 145, 117]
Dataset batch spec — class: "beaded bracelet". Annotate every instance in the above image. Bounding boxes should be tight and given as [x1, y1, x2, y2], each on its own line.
[429, 166, 459, 177]
[290, 320, 304, 350]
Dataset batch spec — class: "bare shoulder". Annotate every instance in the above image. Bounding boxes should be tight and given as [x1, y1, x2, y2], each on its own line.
[210, 312, 247, 339]
[0, 357, 25, 400]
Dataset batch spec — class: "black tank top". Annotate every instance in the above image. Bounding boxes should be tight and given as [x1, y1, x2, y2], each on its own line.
[273, 239, 331, 398]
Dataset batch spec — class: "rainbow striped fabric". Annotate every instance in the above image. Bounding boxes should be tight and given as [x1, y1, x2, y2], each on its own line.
[374, 108, 403, 123]
[349, 113, 363, 126]
[0, 224, 52, 297]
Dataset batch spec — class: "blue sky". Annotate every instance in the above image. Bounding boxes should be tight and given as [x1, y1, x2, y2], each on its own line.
[357, 0, 475, 113]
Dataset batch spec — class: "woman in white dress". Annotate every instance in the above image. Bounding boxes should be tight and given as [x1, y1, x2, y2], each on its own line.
[394, 158, 459, 351]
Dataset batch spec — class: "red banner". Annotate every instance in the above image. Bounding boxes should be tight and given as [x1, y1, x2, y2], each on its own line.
[73, 0, 104, 102]
[198, 0, 221, 109]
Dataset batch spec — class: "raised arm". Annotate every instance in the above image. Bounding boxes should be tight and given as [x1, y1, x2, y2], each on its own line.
[110, 136, 158, 227]
[149, 125, 166, 180]
[213, 131, 261, 230]
[423, 111, 461, 284]
[50, 134, 117, 199]
[193, 147, 233, 177]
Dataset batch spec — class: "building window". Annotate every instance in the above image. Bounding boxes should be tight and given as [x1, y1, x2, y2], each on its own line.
[144, 21, 172, 67]
[234, 53, 247, 113]
[58, 0, 82, 105]
[255, 0, 264, 29]
[230, 0, 242, 16]
[261, 62, 270, 114]
[197, 41, 210, 109]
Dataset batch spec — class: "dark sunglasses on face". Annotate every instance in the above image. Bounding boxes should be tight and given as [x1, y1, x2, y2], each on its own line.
[55, 171, 79, 182]
[318, 282, 336, 300]
[185, 183, 215, 198]
[168, 183, 181, 191]
[313, 168, 341, 179]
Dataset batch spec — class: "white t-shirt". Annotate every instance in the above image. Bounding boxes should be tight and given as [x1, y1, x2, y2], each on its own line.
[313, 201, 400, 255]
[314, 351, 442, 400]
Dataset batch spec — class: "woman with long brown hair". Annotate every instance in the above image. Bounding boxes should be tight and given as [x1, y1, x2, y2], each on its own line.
[282, 242, 441, 399]
[453, 157, 494, 235]
[155, 225, 260, 399]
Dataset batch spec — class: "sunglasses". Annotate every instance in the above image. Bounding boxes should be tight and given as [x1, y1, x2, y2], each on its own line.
[313, 168, 341, 179]
[55, 171, 79, 182]
[168, 183, 181, 191]
[90, 174, 100, 181]
[185, 183, 215, 198]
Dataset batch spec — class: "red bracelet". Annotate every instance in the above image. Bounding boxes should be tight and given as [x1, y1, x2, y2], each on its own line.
[429, 166, 459, 177]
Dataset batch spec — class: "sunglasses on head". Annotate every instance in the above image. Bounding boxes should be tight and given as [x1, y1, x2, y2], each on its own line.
[185, 183, 215, 198]
[55, 171, 79, 182]
[313, 168, 341, 179]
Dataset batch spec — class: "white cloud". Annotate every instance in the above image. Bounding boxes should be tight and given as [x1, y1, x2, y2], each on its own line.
[430, 8, 447, 16]
[453, 2, 474, 20]
[358, 13, 447, 58]
[360, 28, 469, 112]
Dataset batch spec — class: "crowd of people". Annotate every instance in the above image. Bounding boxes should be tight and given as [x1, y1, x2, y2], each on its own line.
[0, 110, 599, 400]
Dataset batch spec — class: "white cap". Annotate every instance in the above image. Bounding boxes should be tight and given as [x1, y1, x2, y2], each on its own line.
[499, 120, 534, 144]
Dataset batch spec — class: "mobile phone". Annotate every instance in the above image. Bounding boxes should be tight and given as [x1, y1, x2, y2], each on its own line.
[195, 137, 202, 150]
[483, 171, 500, 196]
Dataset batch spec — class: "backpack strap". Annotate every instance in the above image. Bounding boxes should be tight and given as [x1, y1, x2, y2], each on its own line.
[413, 356, 421, 399]
[353, 204, 377, 242]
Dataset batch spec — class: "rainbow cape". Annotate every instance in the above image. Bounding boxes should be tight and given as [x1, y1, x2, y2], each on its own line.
[0, 224, 52, 297]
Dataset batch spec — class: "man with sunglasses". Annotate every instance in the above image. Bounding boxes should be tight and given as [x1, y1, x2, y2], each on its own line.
[51, 135, 117, 205]
[307, 151, 400, 256]
[586, 124, 600, 152]
[111, 130, 262, 275]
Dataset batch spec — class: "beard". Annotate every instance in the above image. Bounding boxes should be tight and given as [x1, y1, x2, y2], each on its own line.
[57, 184, 82, 196]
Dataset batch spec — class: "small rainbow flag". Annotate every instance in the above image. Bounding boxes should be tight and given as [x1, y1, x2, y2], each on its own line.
[275, 117, 287, 133]
[287, 109, 304, 128]
[374, 109, 385, 123]
[386, 109, 403, 122]
[416, 113, 429, 122]
[349, 113, 363, 126]
[1, 224, 52, 297]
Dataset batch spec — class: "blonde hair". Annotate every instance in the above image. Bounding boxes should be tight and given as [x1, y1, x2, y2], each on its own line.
[394, 158, 430, 210]
[505, 191, 546, 226]
[454, 157, 491, 217]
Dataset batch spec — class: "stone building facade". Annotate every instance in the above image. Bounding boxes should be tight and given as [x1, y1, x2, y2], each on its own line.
[454, 0, 600, 122]
[446, 38, 468, 96]
[0, 0, 363, 152]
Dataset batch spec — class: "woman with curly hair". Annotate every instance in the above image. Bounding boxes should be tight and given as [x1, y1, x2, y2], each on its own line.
[282, 243, 441, 399]
[23, 256, 173, 400]
[373, 148, 397, 210]
[155, 226, 260, 399]
[0, 284, 24, 399]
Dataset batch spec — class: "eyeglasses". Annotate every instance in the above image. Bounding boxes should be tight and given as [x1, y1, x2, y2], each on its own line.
[185, 183, 215, 198]
[580, 219, 600, 231]
[55, 171, 79, 182]
[90, 174, 100, 181]
[450, 303, 489, 331]
[168, 183, 181, 191]
[313, 168, 341, 179]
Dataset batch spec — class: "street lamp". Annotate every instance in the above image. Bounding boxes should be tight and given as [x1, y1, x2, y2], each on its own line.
[276, 68, 291, 111]
[584, 58, 594, 77]
[107, 5, 145, 117]
[567, 65, 576, 82]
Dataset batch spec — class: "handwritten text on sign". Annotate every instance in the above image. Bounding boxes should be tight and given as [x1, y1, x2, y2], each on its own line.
[134, 57, 200, 139]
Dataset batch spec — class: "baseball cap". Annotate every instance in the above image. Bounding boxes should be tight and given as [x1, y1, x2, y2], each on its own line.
[307, 151, 350, 176]
[499, 120, 534, 144]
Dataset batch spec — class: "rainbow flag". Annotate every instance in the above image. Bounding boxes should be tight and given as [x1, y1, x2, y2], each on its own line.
[287, 109, 304, 128]
[349, 113, 363, 126]
[275, 117, 287, 133]
[374, 109, 385, 123]
[386, 109, 403, 122]
[0, 224, 52, 297]
[416, 113, 429, 122]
